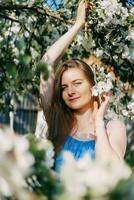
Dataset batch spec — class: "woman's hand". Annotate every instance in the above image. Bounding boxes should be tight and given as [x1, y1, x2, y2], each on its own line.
[93, 93, 110, 123]
[75, 0, 93, 27]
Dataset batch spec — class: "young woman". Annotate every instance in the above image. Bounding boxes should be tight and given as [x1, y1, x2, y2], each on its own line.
[40, 0, 127, 171]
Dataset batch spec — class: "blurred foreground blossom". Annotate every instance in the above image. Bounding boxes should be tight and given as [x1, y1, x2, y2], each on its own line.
[35, 111, 54, 167]
[59, 152, 132, 200]
[36, 137, 55, 168]
[0, 126, 34, 199]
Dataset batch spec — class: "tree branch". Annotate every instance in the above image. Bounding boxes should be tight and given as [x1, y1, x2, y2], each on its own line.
[0, 12, 45, 48]
[0, 13, 19, 23]
[0, 4, 74, 25]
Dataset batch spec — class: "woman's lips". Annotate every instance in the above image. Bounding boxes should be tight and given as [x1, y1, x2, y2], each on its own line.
[68, 97, 80, 102]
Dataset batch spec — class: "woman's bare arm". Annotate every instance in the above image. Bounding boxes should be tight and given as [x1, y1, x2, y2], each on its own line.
[95, 119, 127, 162]
[40, 0, 89, 112]
[93, 94, 127, 162]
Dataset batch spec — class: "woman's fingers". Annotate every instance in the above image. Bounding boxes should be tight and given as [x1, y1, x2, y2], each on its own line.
[99, 92, 111, 103]
[76, 0, 94, 23]
[76, 0, 86, 25]
[93, 101, 99, 110]
[102, 93, 110, 103]
[78, 0, 94, 11]
[84, 0, 95, 9]
[93, 94, 110, 121]
[99, 95, 110, 115]
[92, 100, 98, 120]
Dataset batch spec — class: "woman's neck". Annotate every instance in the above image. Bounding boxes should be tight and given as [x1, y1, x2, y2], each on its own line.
[74, 108, 94, 132]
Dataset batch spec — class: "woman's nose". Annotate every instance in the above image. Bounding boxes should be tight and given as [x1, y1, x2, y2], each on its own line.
[67, 85, 75, 96]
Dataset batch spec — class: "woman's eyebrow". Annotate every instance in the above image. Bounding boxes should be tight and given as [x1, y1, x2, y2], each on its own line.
[61, 78, 83, 86]
[72, 78, 83, 82]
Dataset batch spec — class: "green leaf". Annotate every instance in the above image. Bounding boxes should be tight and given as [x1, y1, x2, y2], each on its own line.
[15, 38, 26, 50]
[19, 54, 31, 65]
[5, 63, 16, 78]
[36, 62, 50, 80]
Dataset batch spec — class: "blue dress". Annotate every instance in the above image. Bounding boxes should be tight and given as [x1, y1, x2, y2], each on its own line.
[54, 135, 95, 171]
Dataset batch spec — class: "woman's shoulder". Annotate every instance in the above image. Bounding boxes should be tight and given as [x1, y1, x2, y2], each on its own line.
[105, 118, 126, 142]
[105, 118, 127, 157]
[106, 118, 126, 131]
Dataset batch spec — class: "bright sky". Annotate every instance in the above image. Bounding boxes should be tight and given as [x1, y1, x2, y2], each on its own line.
[45, 0, 63, 10]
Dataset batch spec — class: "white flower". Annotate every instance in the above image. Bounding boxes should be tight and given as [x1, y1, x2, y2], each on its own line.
[121, 7, 129, 19]
[91, 66, 113, 96]
[0, 36, 3, 42]
[104, 80, 113, 92]
[36, 138, 55, 168]
[24, 31, 30, 38]
[100, 0, 120, 16]
[13, 58, 19, 65]
[0, 177, 12, 197]
[10, 24, 20, 34]
[60, 152, 87, 200]
[4, 31, 10, 37]
[99, 67, 105, 72]
[98, 0, 128, 25]
[127, 29, 134, 40]
[130, 7, 134, 14]
[0, 126, 34, 197]
[30, 47, 39, 59]
[95, 48, 103, 57]
[92, 87, 99, 96]
[59, 152, 131, 199]
[97, 81, 105, 92]
[122, 109, 129, 117]
[45, 148, 55, 168]
[127, 102, 134, 111]
[27, 0, 35, 6]
[12, 47, 19, 56]
[14, 136, 34, 174]
[76, 34, 83, 45]
[0, 130, 13, 153]
[106, 73, 112, 78]
[122, 45, 130, 59]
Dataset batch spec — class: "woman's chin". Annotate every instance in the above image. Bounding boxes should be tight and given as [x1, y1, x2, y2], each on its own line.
[67, 102, 82, 110]
[68, 104, 93, 113]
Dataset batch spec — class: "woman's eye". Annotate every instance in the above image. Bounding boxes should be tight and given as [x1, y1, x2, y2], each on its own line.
[75, 82, 82, 85]
[61, 87, 67, 91]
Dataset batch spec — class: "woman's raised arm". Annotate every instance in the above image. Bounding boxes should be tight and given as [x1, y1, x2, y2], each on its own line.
[40, 0, 89, 112]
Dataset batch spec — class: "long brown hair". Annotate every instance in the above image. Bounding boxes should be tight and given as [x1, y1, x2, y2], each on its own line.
[46, 59, 95, 155]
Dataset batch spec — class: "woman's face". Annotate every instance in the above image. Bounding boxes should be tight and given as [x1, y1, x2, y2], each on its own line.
[61, 67, 93, 112]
